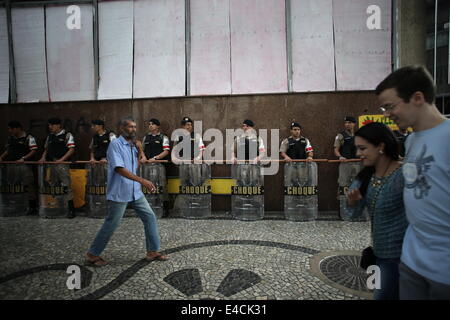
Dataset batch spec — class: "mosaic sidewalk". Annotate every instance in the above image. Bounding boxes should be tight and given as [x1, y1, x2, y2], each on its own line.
[0, 215, 373, 300]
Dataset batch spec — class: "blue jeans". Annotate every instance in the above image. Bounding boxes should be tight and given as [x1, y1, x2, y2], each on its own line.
[399, 262, 450, 300]
[374, 257, 400, 300]
[88, 196, 161, 256]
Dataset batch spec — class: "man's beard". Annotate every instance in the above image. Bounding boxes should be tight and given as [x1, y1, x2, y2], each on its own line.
[122, 132, 136, 140]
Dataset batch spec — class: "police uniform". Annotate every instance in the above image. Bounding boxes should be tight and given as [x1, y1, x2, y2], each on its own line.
[2, 132, 38, 209]
[333, 118, 361, 188]
[89, 130, 117, 161]
[3, 132, 38, 161]
[233, 128, 265, 186]
[280, 135, 314, 186]
[172, 119, 208, 216]
[142, 131, 171, 214]
[143, 132, 170, 160]
[334, 130, 357, 159]
[174, 131, 206, 186]
[44, 129, 75, 161]
[393, 130, 409, 157]
[42, 129, 76, 206]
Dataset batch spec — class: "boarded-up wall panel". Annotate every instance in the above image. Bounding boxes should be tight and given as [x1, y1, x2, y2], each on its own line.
[98, 0, 133, 100]
[190, 0, 231, 96]
[333, 0, 392, 91]
[291, 0, 335, 92]
[0, 8, 9, 104]
[46, 5, 95, 101]
[12, 7, 49, 103]
[133, 0, 185, 98]
[230, 0, 288, 94]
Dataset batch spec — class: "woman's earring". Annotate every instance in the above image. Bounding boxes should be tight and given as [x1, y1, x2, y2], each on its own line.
[379, 150, 384, 155]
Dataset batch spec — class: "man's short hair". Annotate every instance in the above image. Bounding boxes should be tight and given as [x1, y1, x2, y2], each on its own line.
[375, 65, 436, 104]
[118, 116, 135, 127]
[8, 121, 22, 129]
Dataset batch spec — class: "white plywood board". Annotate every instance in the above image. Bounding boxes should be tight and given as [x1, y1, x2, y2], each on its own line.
[333, 0, 392, 91]
[12, 7, 49, 103]
[190, 0, 231, 96]
[133, 0, 185, 98]
[230, 0, 288, 94]
[46, 4, 95, 101]
[98, 0, 133, 100]
[291, 0, 335, 92]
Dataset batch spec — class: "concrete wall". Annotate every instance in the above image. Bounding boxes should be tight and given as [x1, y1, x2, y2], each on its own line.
[396, 0, 428, 68]
[0, 91, 380, 213]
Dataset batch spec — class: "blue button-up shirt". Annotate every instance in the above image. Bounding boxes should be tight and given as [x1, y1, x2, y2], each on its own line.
[106, 135, 144, 202]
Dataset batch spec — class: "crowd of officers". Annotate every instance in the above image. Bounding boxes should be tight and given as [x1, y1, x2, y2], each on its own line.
[0, 116, 409, 216]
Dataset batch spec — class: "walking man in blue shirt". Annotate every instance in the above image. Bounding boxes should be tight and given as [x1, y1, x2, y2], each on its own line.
[85, 117, 168, 266]
[376, 65, 450, 299]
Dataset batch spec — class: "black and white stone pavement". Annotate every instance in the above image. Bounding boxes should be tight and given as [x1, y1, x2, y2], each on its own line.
[0, 214, 374, 300]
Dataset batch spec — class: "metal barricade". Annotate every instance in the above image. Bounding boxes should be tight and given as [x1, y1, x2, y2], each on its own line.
[231, 163, 264, 221]
[174, 163, 211, 219]
[139, 162, 166, 218]
[284, 162, 318, 221]
[0, 163, 32, 216]
[38, 162, 72, 218]
[337, 161, 369, 221]
[85, 162, 108, 218]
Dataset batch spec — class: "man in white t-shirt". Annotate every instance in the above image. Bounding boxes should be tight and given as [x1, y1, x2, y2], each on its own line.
[376, 65, 450, 299]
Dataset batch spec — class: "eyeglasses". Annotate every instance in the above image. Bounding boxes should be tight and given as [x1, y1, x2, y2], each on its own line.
[379, 101, 401, 113]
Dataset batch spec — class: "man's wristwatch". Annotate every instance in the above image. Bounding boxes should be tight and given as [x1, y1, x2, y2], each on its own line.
[153, 156, 158, 160]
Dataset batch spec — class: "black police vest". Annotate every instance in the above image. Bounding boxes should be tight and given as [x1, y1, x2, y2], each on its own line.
[144, 133, 165, 159]
[237, 136, 260, 160]
[393, 131, 409, 157]
[339, 131, 356, 159]
[92, 130, 113, 161]
[5, 135, 30, 161]
[46, 132, 71, 161]
[286, 137, 307, 160]
[179, 133, 199, 160]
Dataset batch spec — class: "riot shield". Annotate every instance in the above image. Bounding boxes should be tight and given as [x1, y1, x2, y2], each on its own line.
[139, 162, 166, 218]
[284, 162, 318, 221]
[85, 162, 108, 218]
[338, 161, 369, 221]
[38, 163, 72, 218]
[231, 164, 264, 221]
[174, 163, 211, 219]
[0, 163, 31, 216]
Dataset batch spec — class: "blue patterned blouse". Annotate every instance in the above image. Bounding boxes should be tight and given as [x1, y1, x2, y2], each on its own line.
[345, 167, 409, 259]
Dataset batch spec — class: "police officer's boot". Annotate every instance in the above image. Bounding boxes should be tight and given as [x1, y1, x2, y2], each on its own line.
[27, 200, 38, 215]
[67, 200, 76, 219]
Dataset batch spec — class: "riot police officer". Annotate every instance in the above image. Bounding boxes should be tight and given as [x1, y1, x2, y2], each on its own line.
[171, 117, 208, 218]
[280, 122, 314, 161]
[280, 122, 314, 186]
[334, 116, 357, 160]
[140, 118, 170, 217]
[231, 119, 266, 163]
[0, 121, 38, 162]
[140, 118, 170, 162]
[89, 119, 116, 162]
[171, 117, 205, 163]
[393, 128, 410, 158]
[40, 118, 76, 162]
[39, 118, 76, 218]
[231, 120, 265, 186]
[0, 121, 39, 214]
